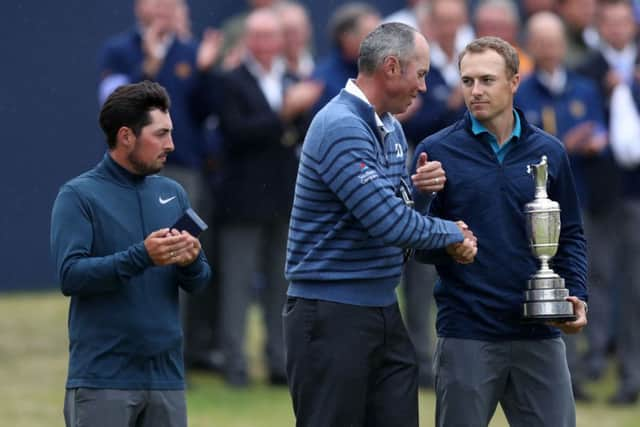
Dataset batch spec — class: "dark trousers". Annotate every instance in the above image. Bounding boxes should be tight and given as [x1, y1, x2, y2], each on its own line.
[283, 297, 418, 427]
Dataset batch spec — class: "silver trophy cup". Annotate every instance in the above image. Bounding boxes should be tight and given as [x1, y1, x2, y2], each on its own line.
[522, 156, 576, 322]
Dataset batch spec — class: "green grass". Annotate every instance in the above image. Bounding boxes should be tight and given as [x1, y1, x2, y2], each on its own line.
[1, 291, 639, 426]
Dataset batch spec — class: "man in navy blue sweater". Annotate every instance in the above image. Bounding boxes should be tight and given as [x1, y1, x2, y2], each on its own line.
[284, 23, 477, 427]
[50, 81, 211, 427]
[413, 36, 588, 427]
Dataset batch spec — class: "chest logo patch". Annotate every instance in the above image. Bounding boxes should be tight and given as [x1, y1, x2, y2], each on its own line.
[395, 143, 404, 158]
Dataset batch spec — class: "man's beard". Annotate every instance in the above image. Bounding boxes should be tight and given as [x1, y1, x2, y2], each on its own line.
[128, 144, 165, 176]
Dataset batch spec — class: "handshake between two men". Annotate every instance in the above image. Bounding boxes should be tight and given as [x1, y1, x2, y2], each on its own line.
[411, 152, 478, 264]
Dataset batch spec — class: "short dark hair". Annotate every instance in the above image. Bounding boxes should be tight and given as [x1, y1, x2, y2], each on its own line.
[358, 22, 417, 75]
[99, 80, 171, 149]
[458, 36, 520, 78]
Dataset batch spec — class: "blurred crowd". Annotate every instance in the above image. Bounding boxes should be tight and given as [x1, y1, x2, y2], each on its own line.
[97, 0, 640, 406]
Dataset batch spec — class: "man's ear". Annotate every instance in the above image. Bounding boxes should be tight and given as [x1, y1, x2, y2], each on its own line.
[510, 72, 521, 94]
[116, 126, 134, 148]
[383, 55, 401, 77]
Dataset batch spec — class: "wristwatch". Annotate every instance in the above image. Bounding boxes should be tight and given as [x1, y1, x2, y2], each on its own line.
[580, 300, 588, 314]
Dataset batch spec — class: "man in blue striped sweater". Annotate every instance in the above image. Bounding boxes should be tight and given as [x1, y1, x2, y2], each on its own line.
[283, 22, 477, 427]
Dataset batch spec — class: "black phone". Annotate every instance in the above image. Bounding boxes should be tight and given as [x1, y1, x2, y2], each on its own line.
[171, 208, 208, 237]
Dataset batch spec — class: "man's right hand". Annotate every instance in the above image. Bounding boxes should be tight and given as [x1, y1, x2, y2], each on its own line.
[446, 221, 477, 264]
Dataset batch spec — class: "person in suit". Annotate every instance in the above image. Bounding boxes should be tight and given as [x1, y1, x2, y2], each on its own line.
[575, 0, 637, 399]
[216, 7, 306, 387]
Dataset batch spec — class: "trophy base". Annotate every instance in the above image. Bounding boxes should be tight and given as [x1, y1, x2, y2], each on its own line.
[522, 301, 576, 323]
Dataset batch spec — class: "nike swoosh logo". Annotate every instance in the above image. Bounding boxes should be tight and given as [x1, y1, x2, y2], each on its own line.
[159, 196, 176, 205]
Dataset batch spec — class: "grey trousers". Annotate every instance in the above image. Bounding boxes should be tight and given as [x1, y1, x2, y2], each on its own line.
[220, 221, 289, 379]
[63, 388, 186, 427]
[617, 199, 640, 391]
[402, 259, 437, 383]
[434, 337, 575, 427]
[581, 208, 622, 373]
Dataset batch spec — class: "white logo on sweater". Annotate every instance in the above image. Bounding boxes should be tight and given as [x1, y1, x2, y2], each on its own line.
[159, 196, 176, 204]
[395, 143, 404, 158]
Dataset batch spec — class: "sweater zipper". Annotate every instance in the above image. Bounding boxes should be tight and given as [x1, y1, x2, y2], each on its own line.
[136, 183, 147, 239]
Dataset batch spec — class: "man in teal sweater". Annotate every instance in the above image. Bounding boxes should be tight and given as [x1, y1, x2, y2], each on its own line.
[284, 22, 477, 426]
[50, 81, 211, 427]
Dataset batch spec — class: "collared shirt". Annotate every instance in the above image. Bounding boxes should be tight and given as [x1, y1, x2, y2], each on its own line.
[345, 79, 394, 137]
[601, 41, 637, 85]
[470, 109, 522, 164]
[536, 68, 567, 96]
[429, 43, 460, 88]
[245, 54, 287, 111]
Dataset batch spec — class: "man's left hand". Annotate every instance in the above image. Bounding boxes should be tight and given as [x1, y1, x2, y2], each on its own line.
[411, 152, 446, 193]
[547, 296, 587, 334]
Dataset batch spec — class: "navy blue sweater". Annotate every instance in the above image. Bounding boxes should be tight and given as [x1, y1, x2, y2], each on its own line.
[50, 154, 211, 389]
[285, 90, 464, 307]
[413, 110, 587, 340]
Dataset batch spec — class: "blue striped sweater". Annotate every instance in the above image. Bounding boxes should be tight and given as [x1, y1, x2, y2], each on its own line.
[285, 90, 464, 306]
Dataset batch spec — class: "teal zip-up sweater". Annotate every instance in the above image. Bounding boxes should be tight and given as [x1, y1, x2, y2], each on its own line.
[50, 153, 211, 389]
[285, 90, 464, 307]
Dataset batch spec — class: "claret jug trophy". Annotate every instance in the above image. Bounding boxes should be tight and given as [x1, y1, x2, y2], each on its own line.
[522, 156, 576, 322]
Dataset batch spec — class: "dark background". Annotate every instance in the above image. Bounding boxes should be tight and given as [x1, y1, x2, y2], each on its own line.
[0, 0, 401, 290]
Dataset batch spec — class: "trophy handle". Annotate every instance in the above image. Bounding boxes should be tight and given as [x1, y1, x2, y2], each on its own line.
[527, 155, 549, 199]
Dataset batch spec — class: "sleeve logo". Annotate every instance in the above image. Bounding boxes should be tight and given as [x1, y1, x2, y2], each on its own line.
[358, 161, 378, 184]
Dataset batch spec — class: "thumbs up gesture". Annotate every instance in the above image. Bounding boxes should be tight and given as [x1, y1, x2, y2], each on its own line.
[411, 151, 446, 193]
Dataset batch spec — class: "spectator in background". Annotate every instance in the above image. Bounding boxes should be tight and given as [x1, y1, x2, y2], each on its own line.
[607, 59, 640, 406]
[283, 23, 475, 426]
[519, 0, 558, 20]
[395, 0, 469, 389]
[401, 0, 468, 143]
[557, 0, 599, 68]
[175, 0, 192, 42]
[575, 0, 637, 395]
[474, 0, 534, 76]
[383, 0, 423, 29]
[279, 2, 379, 130]
[217, 0, 283, 71]
[275, 1, 314, 78]
[51, 81, 211, 427]
[309, 2, 380, 113]
[414, 36, 587, 427]
[97, 0, 225, 374]
[578, 0, 640, 405]
[216, 7, 305, 387]
[515, 11, 607, 402]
